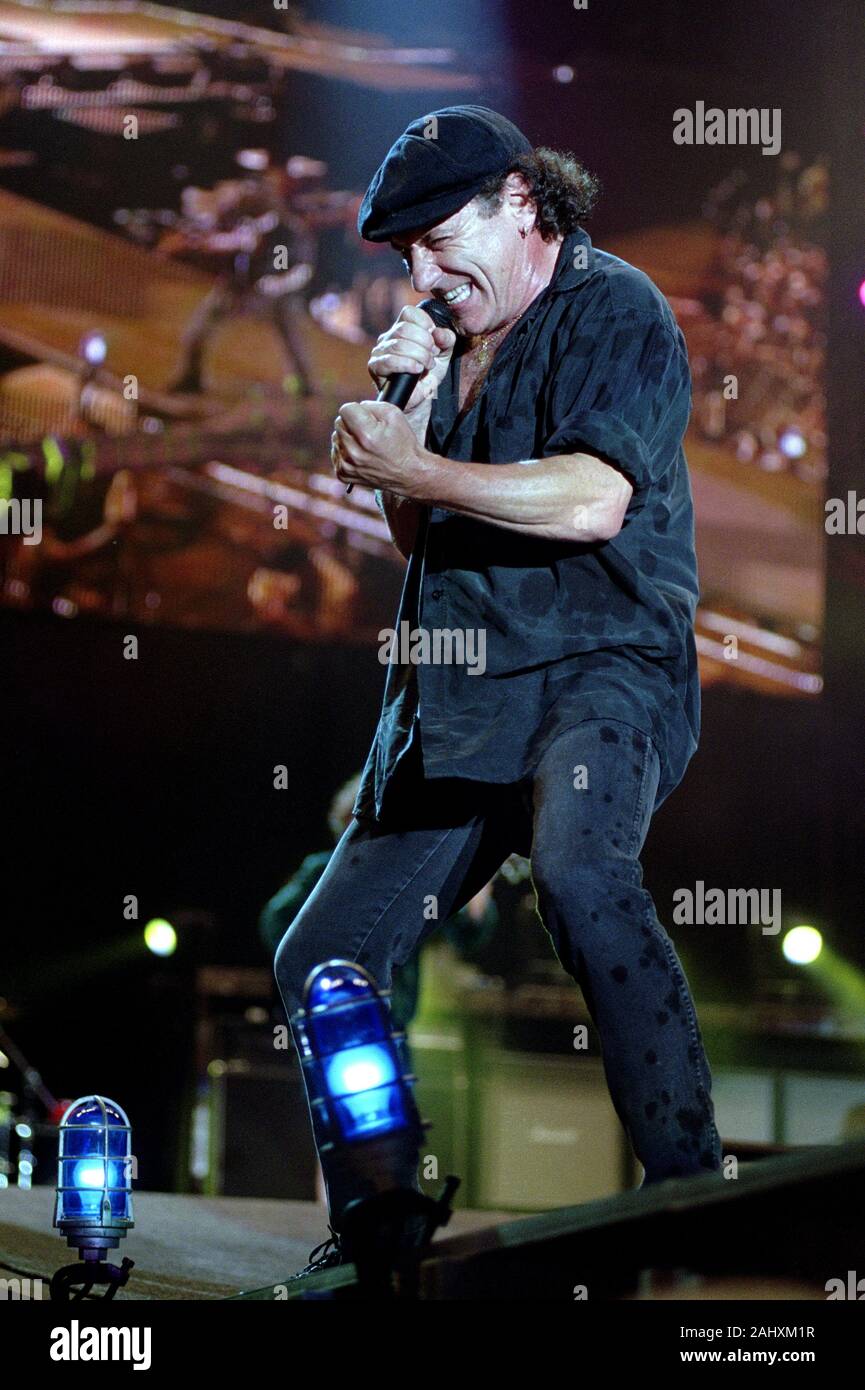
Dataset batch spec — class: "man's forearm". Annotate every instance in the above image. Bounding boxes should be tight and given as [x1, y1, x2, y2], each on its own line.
[378, 489, 421, 560]
[407, 447, 633, 543]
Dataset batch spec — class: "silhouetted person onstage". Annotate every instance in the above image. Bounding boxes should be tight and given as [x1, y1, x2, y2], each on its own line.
[273, 105, 724, 1278]
[164, 159, 320, 398]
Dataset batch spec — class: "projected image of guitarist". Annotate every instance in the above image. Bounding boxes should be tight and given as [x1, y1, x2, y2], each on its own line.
[161, 155, 324, 399]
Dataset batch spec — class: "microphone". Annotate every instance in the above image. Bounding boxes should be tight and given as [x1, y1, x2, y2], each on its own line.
[344, 296, 455, 494]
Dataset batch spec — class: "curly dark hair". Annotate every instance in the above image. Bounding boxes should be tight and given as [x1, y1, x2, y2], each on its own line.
[475, 147, 601, 240]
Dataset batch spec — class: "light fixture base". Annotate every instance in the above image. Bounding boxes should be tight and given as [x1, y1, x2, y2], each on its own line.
[49, 1256, 134, 1303]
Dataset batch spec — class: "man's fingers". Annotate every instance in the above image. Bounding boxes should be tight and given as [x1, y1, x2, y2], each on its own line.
[370, 352, 427, 380]
[348, 400, 403, 429]
[336, 403, 379, 451]
[338, 401, 373, 430]
[432, 326, 456, 351]
[371, 325, 435, 374]
[387, 320, 435, 350]
[338, 400, 402, 431]
[397, 303, 441, 329]
[331, 425, 357, 481]
[333, 423, 354, 457]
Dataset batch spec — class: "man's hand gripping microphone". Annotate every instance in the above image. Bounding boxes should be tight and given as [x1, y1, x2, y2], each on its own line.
[344, 297, 455, 494]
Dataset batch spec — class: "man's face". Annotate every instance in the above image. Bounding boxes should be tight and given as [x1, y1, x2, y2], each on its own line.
[390, 188, 534, 336]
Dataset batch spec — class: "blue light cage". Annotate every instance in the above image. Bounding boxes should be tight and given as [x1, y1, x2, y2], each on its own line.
[54, 1095, 134, 1253]
[295, 961, 420, 1146]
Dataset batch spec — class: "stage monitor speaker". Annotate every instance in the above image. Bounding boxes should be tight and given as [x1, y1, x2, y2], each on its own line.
[205, 1017, 317, 1201]
[475, 1052, 629, 1209]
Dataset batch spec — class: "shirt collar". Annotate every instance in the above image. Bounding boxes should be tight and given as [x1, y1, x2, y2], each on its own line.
[490, 225, 595, 355]
[545, 225, 596, 295]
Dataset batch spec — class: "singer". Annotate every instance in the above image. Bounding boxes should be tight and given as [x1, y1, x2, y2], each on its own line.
[275, 105, 722, 1275]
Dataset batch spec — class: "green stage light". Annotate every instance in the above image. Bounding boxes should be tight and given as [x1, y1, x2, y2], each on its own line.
[143, 919, 177, 958]
[782, 925, 823, 965]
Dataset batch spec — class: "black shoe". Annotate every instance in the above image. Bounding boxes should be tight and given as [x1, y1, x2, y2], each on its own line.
[288, 1226, 344, 1281]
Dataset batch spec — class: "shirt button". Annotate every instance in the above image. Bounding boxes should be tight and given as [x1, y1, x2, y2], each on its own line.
[430, 588, 443, 600]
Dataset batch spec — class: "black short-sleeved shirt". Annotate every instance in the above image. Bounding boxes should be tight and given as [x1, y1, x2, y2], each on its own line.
[353, 226, 701, 846]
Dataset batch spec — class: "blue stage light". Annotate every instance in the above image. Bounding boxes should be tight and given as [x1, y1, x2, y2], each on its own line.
[291, 962, 464, 1284]
[324, 1042, 405, 1140]
[295, 961, 418, 1146]
[54, 1095, 134, 1257]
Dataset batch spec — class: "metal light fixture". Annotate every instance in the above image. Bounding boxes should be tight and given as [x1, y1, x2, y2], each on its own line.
[294, 961, 459, 1293]
[299, 960, 418, 1145]
[51, 1095, 135, 1301]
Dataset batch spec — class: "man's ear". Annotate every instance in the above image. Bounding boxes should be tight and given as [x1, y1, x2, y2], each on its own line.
[502, 170, 533, 212]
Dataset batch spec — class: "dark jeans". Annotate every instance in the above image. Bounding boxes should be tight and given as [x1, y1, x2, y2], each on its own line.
[174, 283, 315, 394]
[274, 719, 722, 1224]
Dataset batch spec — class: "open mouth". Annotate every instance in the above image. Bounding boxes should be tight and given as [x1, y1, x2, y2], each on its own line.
[441, 282, 472, 307]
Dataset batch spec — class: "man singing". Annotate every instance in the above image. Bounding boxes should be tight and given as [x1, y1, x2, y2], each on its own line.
[275, 105, 722, 1272]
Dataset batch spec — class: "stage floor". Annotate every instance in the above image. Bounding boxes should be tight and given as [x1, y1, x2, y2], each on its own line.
[0, 1187, 506, 1299]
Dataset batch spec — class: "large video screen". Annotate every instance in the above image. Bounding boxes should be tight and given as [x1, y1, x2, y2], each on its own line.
[0, 1, 825, 700]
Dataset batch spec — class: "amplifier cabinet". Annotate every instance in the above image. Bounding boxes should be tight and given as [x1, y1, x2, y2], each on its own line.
[474, 1052, 629, 1210]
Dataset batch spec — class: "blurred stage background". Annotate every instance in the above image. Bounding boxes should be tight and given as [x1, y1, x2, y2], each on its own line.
[1, 0, 864, 1226]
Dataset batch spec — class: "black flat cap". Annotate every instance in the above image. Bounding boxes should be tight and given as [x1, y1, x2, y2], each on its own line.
[357, 104, 532, 243]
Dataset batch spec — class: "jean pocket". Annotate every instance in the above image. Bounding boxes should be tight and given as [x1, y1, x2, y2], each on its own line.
[624, 728, 661, 858]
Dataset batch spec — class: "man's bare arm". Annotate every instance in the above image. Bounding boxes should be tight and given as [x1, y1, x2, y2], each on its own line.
[377, 489, 422, 561]
[407, 448, 634, 543]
